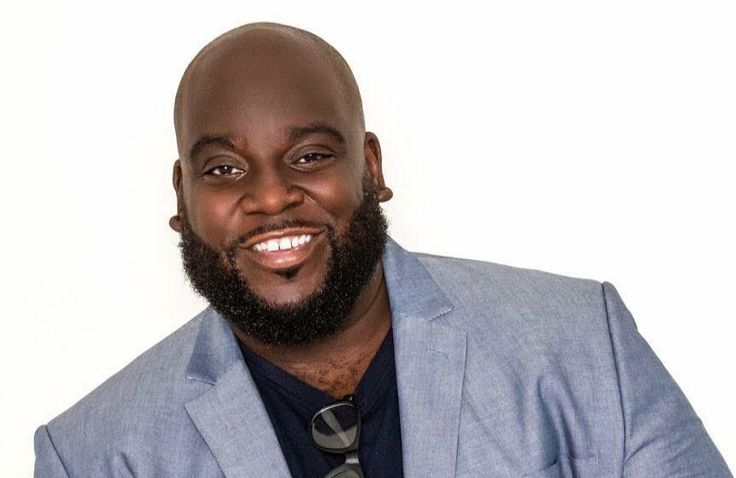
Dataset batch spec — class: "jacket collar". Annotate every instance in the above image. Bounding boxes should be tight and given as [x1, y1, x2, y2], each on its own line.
[184, 237, 466, 478]
[184, 307, 241, 385]
[381, 237, 455, 324]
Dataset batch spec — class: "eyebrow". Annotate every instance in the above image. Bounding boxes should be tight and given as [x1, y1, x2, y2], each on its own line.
[188, 135, 236, 160]
[287, 122, 346, 146]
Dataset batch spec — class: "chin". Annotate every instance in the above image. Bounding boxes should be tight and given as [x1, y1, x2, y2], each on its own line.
[235, 245, 333, 304]
[242, 270, 328, 308]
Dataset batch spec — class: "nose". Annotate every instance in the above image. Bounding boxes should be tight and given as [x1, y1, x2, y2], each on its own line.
[239, 165, 304, 215]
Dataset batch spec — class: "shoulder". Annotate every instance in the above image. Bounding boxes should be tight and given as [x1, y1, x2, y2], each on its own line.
[414, 251, 604, 317]
[41, 308, 215, 462]
[411, 251, 613, 361]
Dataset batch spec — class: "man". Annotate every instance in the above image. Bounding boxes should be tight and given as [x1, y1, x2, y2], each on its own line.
[34, 22, 731, 478]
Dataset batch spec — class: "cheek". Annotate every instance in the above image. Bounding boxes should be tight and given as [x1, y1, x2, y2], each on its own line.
[300, 163, 365, 217]
[305, 184, 362, 237]
[185, 189, 243, 245]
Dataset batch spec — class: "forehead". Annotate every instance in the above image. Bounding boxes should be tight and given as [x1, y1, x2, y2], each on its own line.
[177, 36, 355, 155]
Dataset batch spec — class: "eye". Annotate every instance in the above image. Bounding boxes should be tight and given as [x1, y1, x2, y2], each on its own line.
[204, 164, 246, 176]
[294, 152, 333, 165]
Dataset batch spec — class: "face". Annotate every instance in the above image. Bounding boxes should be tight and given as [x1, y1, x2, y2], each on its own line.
[172, 34, 391, 323]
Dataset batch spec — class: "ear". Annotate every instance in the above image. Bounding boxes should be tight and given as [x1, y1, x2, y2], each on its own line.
[169, 159, 183, 232]
[364, 132, 393, 202]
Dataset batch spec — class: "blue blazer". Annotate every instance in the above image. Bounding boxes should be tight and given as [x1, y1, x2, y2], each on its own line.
[35, 239, 732, 477]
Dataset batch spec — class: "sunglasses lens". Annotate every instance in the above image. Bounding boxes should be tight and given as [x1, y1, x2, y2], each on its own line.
[311, 402, 359, 450]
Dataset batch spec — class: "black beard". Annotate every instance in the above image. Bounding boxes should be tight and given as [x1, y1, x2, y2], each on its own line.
[178, 183, 389, 346]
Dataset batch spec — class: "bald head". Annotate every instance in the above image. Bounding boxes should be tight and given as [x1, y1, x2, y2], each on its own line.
[174, 22, 364, 154]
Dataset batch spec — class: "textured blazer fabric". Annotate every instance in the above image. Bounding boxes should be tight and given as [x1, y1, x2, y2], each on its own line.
[35, 238, 732, 477]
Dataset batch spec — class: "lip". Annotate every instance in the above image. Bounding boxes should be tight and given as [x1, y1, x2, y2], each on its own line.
[240, 227, 326, 272]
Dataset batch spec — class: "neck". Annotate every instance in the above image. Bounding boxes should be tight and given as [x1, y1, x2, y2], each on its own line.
[232, 263, 392, 398]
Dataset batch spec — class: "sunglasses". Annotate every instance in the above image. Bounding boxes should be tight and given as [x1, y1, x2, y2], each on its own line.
[310, 394, 365, 478]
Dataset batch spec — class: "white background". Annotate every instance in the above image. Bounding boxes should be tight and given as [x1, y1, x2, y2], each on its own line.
[1, 0, 734, 475]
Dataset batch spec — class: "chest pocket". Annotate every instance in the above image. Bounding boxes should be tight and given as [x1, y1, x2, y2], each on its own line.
[522, 454, 598, 478]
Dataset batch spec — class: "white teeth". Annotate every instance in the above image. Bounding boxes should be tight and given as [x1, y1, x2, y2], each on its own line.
[252, 234, 314, 252]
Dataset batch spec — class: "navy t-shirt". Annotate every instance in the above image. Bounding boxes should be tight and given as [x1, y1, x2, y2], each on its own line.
[239, 331, 404, 478]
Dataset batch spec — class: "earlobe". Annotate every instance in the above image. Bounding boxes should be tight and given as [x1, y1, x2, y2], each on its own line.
[376, 187, 393, 202]
[169, 215, 182, 232]
[364, 132, 393, 203]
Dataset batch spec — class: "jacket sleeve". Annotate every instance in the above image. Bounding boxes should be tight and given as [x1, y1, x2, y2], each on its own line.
[34, 425, 70, 478]
[602, 282, 732, 477]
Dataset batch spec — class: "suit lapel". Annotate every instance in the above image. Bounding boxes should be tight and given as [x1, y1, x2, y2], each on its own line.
[184, 310, 291, 478]
[383, 240, 467, 478]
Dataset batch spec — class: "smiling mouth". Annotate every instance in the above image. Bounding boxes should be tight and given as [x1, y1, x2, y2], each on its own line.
[251, 233, 314, 252]
[241, 227, 326, 272]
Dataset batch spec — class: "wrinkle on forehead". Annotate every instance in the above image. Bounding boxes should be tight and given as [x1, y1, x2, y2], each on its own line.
[174, 22, 364, 154]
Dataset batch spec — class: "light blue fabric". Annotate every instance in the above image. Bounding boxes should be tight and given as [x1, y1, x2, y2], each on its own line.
[35, 238, 732, 477]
